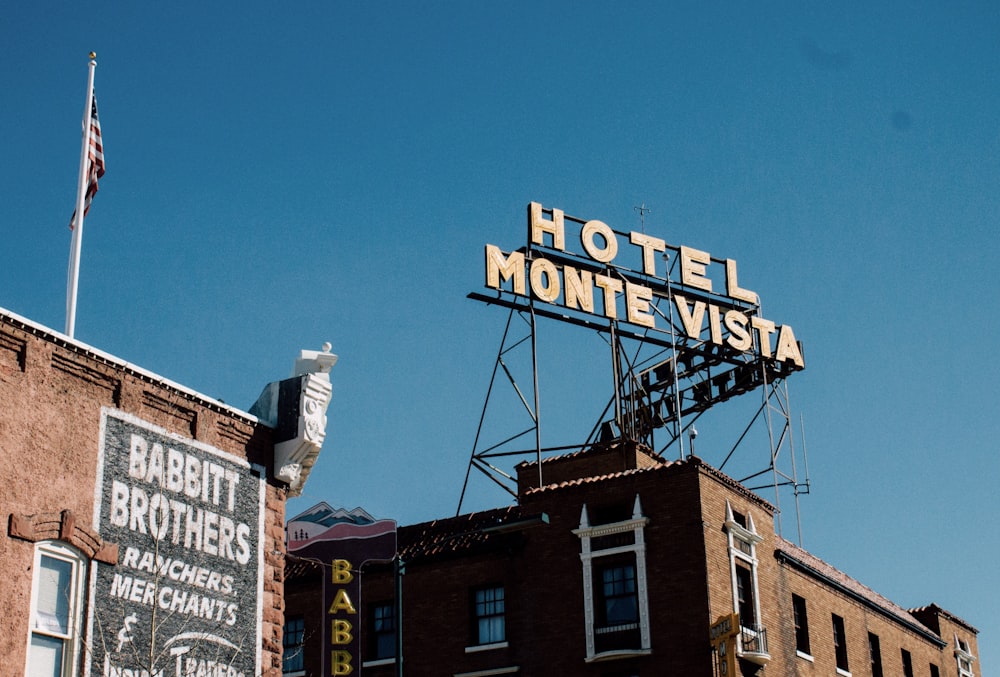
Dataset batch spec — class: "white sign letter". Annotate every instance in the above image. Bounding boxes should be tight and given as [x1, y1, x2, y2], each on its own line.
[529, 202, 565, 250]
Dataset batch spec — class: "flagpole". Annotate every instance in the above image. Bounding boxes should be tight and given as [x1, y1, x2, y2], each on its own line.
[66, 52, 97, 338]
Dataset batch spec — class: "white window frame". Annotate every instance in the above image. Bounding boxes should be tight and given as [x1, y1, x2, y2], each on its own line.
[724, 501, 769, 663]
[25, 541, 87, 677]
[574, 494, 651, 662]
[955, 635, 976, 677]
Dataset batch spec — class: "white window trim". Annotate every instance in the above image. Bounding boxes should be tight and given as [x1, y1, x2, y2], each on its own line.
[465, 641, 509, 653]
[454, 667, 519, 677]
[24, 541, 87, 677]
[955, 633, 976, 677]
[725, 501, 769, 663]
[362, 658, 395, 668]
[574, 494, 652, 663]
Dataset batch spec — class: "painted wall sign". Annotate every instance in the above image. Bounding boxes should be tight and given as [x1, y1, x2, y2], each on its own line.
[288, 504, 397, 676]
[89, 410, 265, 677]
[482, 202, 804, 368]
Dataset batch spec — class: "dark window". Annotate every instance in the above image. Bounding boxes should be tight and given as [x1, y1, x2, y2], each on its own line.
[368, 602, 395, 660]
[792, 594, 810, 655]
[591, 502, 633, 525]
[595, 562, 641, 653]
[601, 564, 639, 626]
[930, 664, 940, 677]
[282, 615, 305, 674]
[832, 614, 848, 672]
[735, 563, 756, 626]
[902, 649, 914, 677]
[472, 585, 505, 645]
[868, 632, 883, 677]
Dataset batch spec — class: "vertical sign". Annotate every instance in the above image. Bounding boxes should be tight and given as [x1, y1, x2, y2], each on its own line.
[289, 505, 397, 675]
[90, 410, 265, 677]
[710, 613, 739, 677]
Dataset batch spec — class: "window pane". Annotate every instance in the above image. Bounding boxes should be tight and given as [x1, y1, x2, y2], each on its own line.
[793, 594, 810, 654]
[601, 565, 639, 626]
[282, 616, 304, 673]
[832, 614, 849, 671]
[36, 555, 73, 635]
[372, 603, 396, 660]
[479, 615, 505, 643]
[29, 633, 64, 677]
[473, 586, 505, 644]
[735, 565, 755, 626]
[606, 597, 638, 625]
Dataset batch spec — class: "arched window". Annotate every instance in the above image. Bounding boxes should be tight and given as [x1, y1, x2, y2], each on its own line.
[26, 541, 87, 677]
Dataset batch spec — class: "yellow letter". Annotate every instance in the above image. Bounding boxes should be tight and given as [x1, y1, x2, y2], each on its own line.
[625, 283, 655, 328]
[331, 619, 354, 645]
[328, 589, 357, 615]
[725, 259, 758, 303]
[750, 317, 776, 357]
[485, 245, 526, 295]
[331, 559, 353, 584]
[595, 274, 623, 319]
[564, 266, 594, 313]
[529, 202, 565, 250]
[680, 246, 712, 292]
[674, 294, 706, 339]
[330, 650, 354, 675]
[775, 325, 804, 367]
[708, 305, 723, 345]
[724, 311, 751, 351]
[581, 220, 618, 263]
[630, 232, 666, 276]
[529, 258, 561, 304]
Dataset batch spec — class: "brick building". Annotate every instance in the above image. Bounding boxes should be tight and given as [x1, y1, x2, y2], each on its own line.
[285, 440, 981, 677]
[0, 307, 335, 677]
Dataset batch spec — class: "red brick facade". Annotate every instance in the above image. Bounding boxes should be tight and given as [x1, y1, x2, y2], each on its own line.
[287, 441, 981, 676]
[0, 309, 293, 676]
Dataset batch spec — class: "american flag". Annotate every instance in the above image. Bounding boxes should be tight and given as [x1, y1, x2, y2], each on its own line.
[69, 93, 105, 229]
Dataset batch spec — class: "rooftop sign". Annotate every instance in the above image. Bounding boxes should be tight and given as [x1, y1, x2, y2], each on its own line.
[481, 202, 803, 369]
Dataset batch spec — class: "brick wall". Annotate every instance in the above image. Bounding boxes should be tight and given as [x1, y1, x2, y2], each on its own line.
[285, 454, 981, 677]
[0, 311, 285, 676]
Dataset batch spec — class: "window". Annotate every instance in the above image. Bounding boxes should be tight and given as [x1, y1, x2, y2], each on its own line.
[735, 563, 756, 626]
[724, 502, 767, 662]
[575, 495, 652, 661]
[282, 615, 305, 674]
[956, 636, 976, 677]
[594, 562, 641, 653]
[930, 663, 940, 677]
[600, 564, 639, 626]
[369, 603, 396, 661]
[472, 586, 505, 645]
[831, 614, 849, 673]
[868, 632, 883, 677]
[792, 594, 810, 655]
[26, 542, 86, 677]
[901, 648, 914, 677]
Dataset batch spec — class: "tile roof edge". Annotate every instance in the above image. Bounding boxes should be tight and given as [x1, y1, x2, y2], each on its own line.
[774, 537, 946, 647]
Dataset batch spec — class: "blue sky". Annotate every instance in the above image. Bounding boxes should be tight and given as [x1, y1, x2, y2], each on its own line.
[4, 1, 998, 668]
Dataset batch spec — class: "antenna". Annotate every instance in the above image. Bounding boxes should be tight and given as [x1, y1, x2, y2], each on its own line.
[634, 203, 650, 233]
